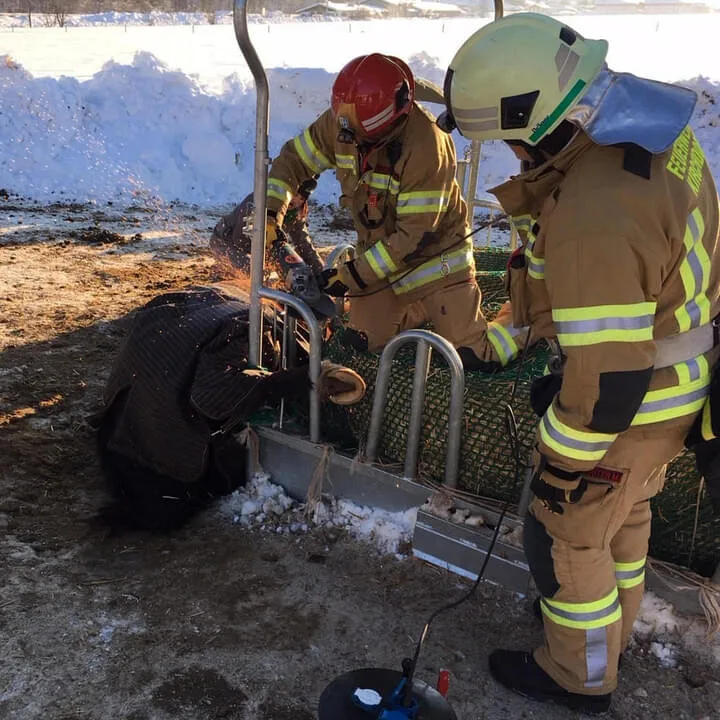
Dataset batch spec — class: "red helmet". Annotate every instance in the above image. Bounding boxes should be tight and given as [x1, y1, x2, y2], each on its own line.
[331, 54, 415, 140]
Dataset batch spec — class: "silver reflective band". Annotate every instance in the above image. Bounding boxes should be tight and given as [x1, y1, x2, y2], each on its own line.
[555, 314, 653, 335]
[654, 323, 715, 369]
[584, 627, 608, 689]
[637, 386, 708, 415]
[541, 414, 614, 454]
[544, 597, 620, 624]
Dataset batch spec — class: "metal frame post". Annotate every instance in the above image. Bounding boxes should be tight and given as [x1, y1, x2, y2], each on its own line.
[233, 0, 268, 369]
[259, 288, 322, 443]
[366, 330, 465, 487]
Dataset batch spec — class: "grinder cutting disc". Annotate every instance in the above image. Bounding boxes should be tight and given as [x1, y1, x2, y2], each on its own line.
[318, 668, 457, 720]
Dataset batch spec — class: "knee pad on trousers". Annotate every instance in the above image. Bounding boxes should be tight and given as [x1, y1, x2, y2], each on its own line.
[524, 512, 561, 598]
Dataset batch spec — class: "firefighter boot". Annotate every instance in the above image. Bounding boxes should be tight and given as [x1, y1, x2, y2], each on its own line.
[488, 650, 612, 714]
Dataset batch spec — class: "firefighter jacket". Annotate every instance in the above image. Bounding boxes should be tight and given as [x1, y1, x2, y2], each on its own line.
[491, 128, 720, 474]
[210, 193, 323, 276]
[266, 104, 474, 299]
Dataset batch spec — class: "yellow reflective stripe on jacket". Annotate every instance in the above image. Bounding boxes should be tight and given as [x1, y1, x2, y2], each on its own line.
[363, 241, 398, 280]
[675, 208, 711, 332]
[487, 322, 524, 366]
[526, 248, 545, 280]
[363, 172, 400, 195]
[552, 302, 656, 347]
[674, 354, 709, 385]
[632, 373, 710, 426]
[540, 404, 617, 462]
[292, 129, 332, 174]
[391, 246, 473, 294]
[701, 399, 715, 440]
[336, 153, 356, 172]
[615, 559, 646, 590]
[512, 213, 533, 233]
[396, 190, 450, 215]
[267, 178, 293, 204]
[541, 589, 622, 630]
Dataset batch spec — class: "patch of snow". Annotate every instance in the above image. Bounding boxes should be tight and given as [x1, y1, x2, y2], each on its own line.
[0, 17, 718, 207]
[633, 591, 720, 669]
[221, 472, 417, 556]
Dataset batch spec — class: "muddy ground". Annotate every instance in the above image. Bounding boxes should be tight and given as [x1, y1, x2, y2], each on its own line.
[1, 197, 719, 720]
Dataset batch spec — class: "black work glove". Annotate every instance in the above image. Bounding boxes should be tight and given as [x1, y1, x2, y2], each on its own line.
[318, 267, 350, 297]
[531, 455, 588, 515]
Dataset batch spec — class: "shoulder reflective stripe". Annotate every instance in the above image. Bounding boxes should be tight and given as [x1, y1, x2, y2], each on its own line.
[512, 214, 533, 232]
[336, 154, 356, 171]
[632, 373, 710, 426]
[675, 208, 711, 332]
[396, 190, 450, 215]
[363, 172, 400, 195]
[541, 589, 622, 630]
[267, 178, 293, 204]
[487, 322, 521, 366]
[391, 247, 473, 294]
[293, 129, 332, 174]
[364, 242, 398, 280]
[701, 399, 715, 440]
[526, 248, 545, 280]
[585, 627, 609, 689]
[552, 302, 656, 347]
[615, 559, 646, 590]
[540, 404, 617, 462]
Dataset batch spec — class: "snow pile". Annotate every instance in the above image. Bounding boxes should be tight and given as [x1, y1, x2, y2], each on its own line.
[221, 473, 417, 556]
[633, 591, 720, 669]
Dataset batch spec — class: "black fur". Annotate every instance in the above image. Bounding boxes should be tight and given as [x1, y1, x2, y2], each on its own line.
[96, 366, 311, 533]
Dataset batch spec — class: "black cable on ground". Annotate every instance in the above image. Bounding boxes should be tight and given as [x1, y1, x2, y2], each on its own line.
[402, 331, 534, 705]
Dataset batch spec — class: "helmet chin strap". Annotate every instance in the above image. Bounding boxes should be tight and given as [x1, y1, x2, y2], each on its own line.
[508, 120, 579, 168]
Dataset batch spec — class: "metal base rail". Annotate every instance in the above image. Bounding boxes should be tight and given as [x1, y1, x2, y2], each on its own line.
[365, 330, 465, 487]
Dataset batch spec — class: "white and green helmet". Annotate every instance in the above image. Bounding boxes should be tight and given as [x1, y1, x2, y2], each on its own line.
[444, 13, 609, 145]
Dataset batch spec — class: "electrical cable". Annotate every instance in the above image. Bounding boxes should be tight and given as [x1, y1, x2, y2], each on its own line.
[401, 330, 534, 705]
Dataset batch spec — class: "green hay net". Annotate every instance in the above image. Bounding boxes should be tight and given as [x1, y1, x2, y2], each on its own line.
[322, 248, 719, 576]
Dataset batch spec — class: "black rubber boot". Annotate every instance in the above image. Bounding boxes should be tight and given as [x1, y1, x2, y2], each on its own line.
[488, 650, 611, 715]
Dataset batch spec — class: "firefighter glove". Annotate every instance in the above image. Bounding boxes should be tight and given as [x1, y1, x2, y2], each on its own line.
[531, 457, 588, 515]
[319, 260, 365, 297]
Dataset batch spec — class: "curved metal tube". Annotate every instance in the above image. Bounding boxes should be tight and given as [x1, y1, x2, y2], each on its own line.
[234, 0, 269, 369]
[259, 288, 322, 444]
[366, 330, 465, 487]
[323, 243, 356, 270]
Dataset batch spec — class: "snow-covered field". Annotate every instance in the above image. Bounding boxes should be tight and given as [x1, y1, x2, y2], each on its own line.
[2, 13, 720, 717]
[0, 14, 719, 207]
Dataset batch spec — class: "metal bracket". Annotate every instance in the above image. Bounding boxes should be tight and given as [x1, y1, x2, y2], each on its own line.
[365, 330, 465, 487]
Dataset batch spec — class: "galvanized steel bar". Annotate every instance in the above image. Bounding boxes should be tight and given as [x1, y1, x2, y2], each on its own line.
[259, 288, 322, 443]
[366, 330, 465, 487]
[404, 339, 432, 481]
[323, 243, 356, 270]
[234, 0, 268, 368]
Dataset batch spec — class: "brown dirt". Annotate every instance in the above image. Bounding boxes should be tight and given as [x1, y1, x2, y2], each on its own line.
[1, 201, 720, 720]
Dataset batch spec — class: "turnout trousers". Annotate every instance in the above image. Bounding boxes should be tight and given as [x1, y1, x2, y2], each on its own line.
[524, 414, 696, 695]
[347, 277, 525, 366]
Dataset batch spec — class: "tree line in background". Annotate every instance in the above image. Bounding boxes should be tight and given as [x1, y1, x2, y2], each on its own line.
[0, 0, 329, 26]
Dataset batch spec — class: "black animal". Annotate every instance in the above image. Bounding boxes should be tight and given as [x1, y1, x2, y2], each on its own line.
[95, 287, 310, 532]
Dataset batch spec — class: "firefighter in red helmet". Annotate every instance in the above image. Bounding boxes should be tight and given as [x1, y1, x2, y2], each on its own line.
[265, 53, 528, 370]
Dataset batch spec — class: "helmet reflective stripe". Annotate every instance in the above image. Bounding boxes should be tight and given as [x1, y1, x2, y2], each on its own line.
[445, 13, 608, 145]
[363, 103, 397, 133]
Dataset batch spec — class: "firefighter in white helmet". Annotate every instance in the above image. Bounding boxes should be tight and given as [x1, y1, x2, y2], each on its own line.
[440, 12, 720, 714]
